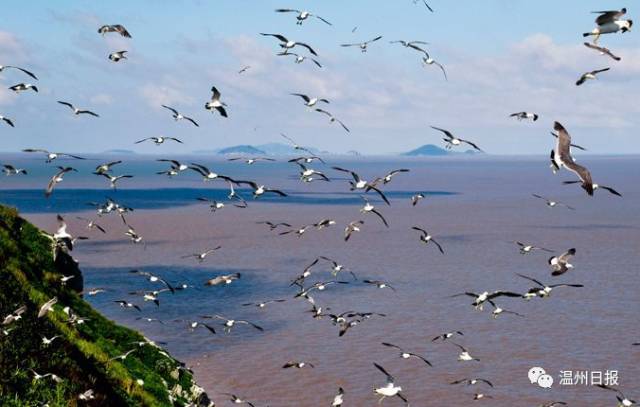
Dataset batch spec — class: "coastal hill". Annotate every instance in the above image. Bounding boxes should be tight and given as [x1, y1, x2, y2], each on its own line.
[0, 205, 212, 407]
[402, 144, 481, 156]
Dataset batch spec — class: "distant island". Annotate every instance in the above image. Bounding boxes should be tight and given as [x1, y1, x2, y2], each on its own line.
[193, 142, 324, 156]
[101, 149, 137, 155]
[403, 144, 481, 156]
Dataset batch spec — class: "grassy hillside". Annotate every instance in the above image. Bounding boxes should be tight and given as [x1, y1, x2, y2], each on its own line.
[0, 205, 212, 406]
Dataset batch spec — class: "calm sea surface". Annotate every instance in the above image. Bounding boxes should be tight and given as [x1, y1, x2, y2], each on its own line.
[3, 154, 639, 406]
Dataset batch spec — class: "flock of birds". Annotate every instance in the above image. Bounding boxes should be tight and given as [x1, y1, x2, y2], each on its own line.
[1, 4, 637, 407]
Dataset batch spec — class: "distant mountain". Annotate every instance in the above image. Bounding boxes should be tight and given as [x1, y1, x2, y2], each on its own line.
[216, 145, 266, 155]
[255, 142, 323, 156]
[403, 144, 481, 156]
[403, 144, 451, 156]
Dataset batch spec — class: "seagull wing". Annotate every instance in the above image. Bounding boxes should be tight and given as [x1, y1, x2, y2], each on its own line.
[373, 363, 394, 383]
[161, 105, 179, 115]
[516, 273, 545, 287]
[291, 93, 311, 103]
[259, 33, 289, 43]
[431, 238, 445, 254]
[274, 8, 299, 13]
[367, 184, 390, 205]
[599, 185, 622, 196]
[57, 101, 74, 110]
[370, 208, 389, 228]
[460, 138, 483, 152]
[184, 117, 199, 127]
[381, 342, 402, 351]
[430, 126, 454, 140]
[78, 110, 99, 117]
[314, 15, 332, 25]
[296, 42, 318, 56]
[8, 66, 38, 80]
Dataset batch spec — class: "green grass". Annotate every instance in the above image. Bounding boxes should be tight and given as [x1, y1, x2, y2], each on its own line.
[0, 206, 211, 406]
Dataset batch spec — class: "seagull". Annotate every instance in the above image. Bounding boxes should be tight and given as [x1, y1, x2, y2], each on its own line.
[0, 115, 14, 127]
[31, 370, 62, 382]
[114, 300, 141, 312]
[288, 155, 325, 164]
[135, 136, 183, 145]
[3, 165, 26, 176]
[94, 160, 122, 175]
[108, 50, 128, 62]
[277, 51, 322, 67]
[260, 33, 318, 56]
[242, 299, 286, 309]
[451, 343, 480, 362]
[228, 156, 276, 165]
[576, 67, 610, 86]
[583, 42, 621, 61]
[411, 193, 425, 206]
[204, 273, 241, 286]
[129, 270, 175, 293]
[486, 300, 524, 319]
[60, 275, 75, 285]
[204, 86, 228, 117]
[179, 320, 217, 335]
[256, 221, 292, 231]
[421, 52, 448, 80]
[157, 159, 189, 174]
[596, 384, 636, 407]
[83, 288, 107, 296]
[532, 194, 575, 210]
[431, 126, 483, 152]
[363, 279, 395, 291]
[291, 93, 329, 107]
[414, 0, 434, 12]
[331, 167, 389, 204]
[373, 363, 409, 405]
[42, 335, 60, 346]
[188, 163, 234, 182]
[510, 112, 539, 122]
[222, 393, 256, 406]
[161, 105, 199, 126]
[473, 393, 494, 401]
[370, 169, 410, 186]
[516, 273, 583, 299]
[432, 331, 464, 341]
[296, 162, 330, 182]
[290, 258, 320, 288]
[78, 389, 96, 401]
[319, 256, 357, 279]
[238, 65, 251, 74]
[341, 36, 383, 52]
[109, 348, 137, 361]
[360, 196, 389, 227]
[38, 297, 58, 318]
[315, 108, 350, 132]
[282, 361, 315, 369]
[390, 40, 430, 53]
[234, 180, 287, 198]
[100, 173, 133, 189]
[9, 83, 38, 93]
[181, 246, 222, 262]
[275, 9, 332, 25]
[344, 220, 364, 241]
[280, 133, 315, 154]
[584, 9, 632, 43]
[98, 24, 132, 38]
[332, 387, 345, 406]
[2, 305, 27, 325]
[295, 280, 350, 298]
[57, 101, 100, 117]
[0, 65, 38, 80]
[451, 291, 522, 311]
[412, 226, 444, 254]
[450, 378, 494, 388]
[314, 219, 336, 229]
[123, 221, 144, 244]
[563, 180, 621, 197]
[22, 149, 86, 163]
[196, 197, 225, 212]
[46, 167, 77, 198]
[514, 241, 553, 255]
[200, 314, 264, 333]
[382, 342, 432, 366]
[548, 248, 577, 276]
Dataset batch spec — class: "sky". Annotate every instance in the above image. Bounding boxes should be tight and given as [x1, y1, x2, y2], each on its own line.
[0, 0, 639, 155]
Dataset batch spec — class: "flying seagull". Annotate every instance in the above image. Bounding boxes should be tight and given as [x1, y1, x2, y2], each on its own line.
[200, 314, 264, 333]
[373, 363, 409, 405]
[114, 300, 141, 312]
[412, 226, 444, 254]
[46, 167, 77, 198]
[282, 360, 315, 369]
[451, 342, 480, 362]
[432, 331, 464, 342]
[516, 273, 583, 299]
[38, 297, 58, 318]
[596, 383, 636, 407]
[242, 299, 286, 309]
[486, 300, 524, 319]
[100, 173, 133, 189]
[370, 169, 410, 186]
[583, 42, 621, 61]
[0, 115, 14, 127]
[382, 342, 432, 366]
[576, 67, 610, 86]
[411, 193, 425, 206]
[161, 105, 199, 126]
[75, 217, 107, 234]
[563, 180, 621, 197]
[22, 148, 86, 163]
[108, 50, 128, 62]
[451, 378, 494, 388]
[277, 52, 322, 67]
[291, 93, 329, 107]
[188, 163, 234, 182]
[260, 33, 318, 56]
[510, 112, 539, 121]
[363, 279, 396, 291]
[451, 290, 522, 311]
[274, 9, 332, 25]
[2, 164, 26, 175]
[204, 273, 241, 286]
[532, 194, 575, 210]
[98, 24, 132, 38]
[341, 35, 383, 52]
[584, 9, 632, 43]
[390, 40, 430, 54]
[514, 241, 553, 255]
[548, 248, 577, 276]
[550, 121, 593, 195]
[9, 83, 38, 93]
[135, 136, 183, 145]
[234, 180, 287, 198]
[360, 196, 389, 227]
[421, 52, 448, 80]
[331, 166, 389, 204]
[204, 86, 228, 117]
[344, 220, 364, 241]
[94, 160, 122, 175]
[0, 65, 38, 80]
[332, 387, 344, 407]
[315, 108, 350, 132]
[181, 246, 222, 262]
[431, 126, 483, 152]
[238, 65, 251, 74]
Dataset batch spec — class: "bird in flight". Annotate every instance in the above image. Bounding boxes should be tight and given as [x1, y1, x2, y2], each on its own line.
[274, 9, 332, 26]
[341, 36, 383, 52]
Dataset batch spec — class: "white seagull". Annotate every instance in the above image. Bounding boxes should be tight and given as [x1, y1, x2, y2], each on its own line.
[161, 105, 199, 126]
[373, 363, 409, 405]
[98, 24, 132, 38]
[274, 9, 332, 25]
[341, 36, 383, 52]
[108, 50, 128, 62]
[431, 126, 483, 152]
[260, 33, 318, 56]
[548, 248, 577, 276]
[204, 86, 228, 117]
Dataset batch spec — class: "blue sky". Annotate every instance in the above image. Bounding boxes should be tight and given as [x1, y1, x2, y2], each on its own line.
[0, 0, 638, 154]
